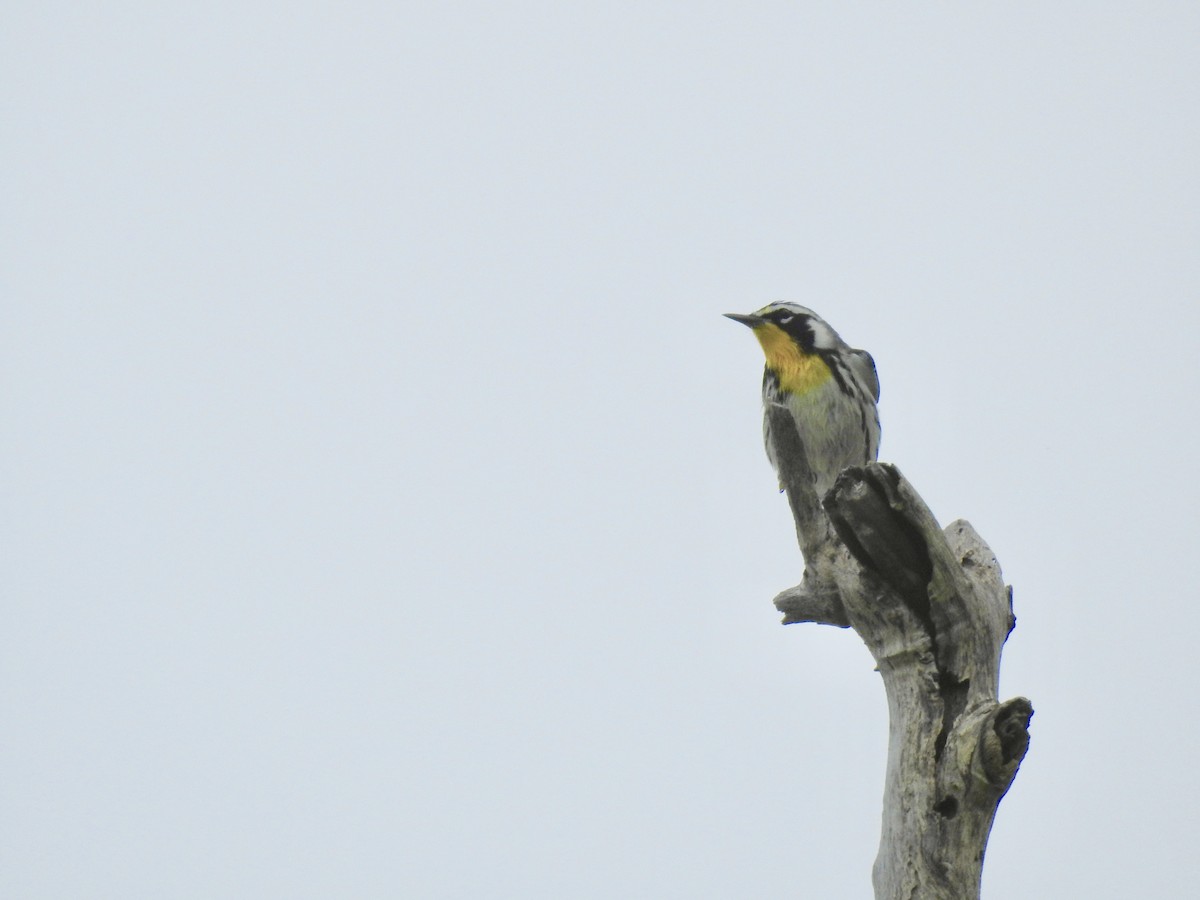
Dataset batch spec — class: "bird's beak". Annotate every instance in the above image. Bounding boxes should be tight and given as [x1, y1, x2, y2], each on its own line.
[724, 312, 763, 328]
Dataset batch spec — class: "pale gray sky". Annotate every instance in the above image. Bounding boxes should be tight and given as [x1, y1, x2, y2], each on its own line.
[4, 3, 1199, 898]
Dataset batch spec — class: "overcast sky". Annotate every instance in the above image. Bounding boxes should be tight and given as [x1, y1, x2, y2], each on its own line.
[4, 3, 1200, 898]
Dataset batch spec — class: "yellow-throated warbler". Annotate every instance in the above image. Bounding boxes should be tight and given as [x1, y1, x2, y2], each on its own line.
[726, 303, 880, 497]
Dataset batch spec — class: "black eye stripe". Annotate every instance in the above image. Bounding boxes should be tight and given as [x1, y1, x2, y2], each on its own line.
[768, 312, 816, 351]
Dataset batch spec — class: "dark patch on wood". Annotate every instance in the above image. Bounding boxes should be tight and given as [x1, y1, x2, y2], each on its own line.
[934, 796, 959, 819]
[935, 673, 969, 763]
[824, 465, 933, 611]
[995, 698, 1034, 763]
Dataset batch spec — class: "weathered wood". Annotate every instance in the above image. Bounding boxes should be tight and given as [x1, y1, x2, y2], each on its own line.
[763, 404, 1031, 899]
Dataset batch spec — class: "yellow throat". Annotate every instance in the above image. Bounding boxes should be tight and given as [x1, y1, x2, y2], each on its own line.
[752, 322, 833, 395]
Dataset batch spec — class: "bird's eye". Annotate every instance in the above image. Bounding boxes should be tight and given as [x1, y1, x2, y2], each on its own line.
[779, 315, 794, 324]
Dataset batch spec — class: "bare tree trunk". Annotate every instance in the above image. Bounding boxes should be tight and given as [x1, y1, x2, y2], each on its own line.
[763, 406, 1032, 899]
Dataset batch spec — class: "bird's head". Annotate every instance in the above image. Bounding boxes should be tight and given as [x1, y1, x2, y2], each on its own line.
[725, 302, 844, 366]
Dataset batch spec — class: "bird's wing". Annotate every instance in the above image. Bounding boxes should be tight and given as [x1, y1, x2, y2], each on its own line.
[848, 349, 880, 402]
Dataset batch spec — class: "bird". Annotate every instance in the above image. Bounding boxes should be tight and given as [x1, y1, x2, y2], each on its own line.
[726, 303, 881, 499]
